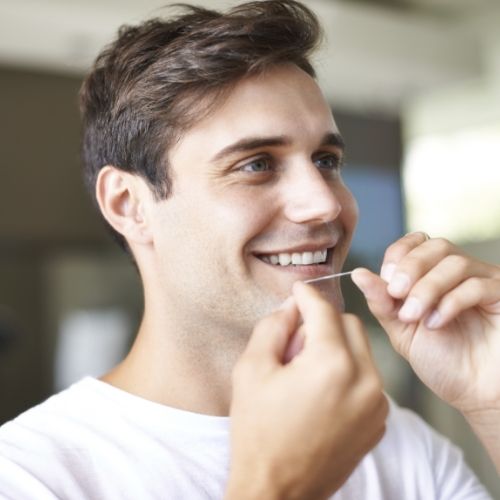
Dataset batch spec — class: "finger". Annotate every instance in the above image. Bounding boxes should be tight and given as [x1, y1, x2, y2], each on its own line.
[425, 277, 500, 329]
[341, 313, 374, 366]
[351, 268, 399, 322]
[397, 254, 495, 323]
[380, 232, 432, 282]
[384, 237, 461, 299]
[292, 281, 349, 350]
[244, 297, 300, 368]
[283, 324, 306, 364]
[342, 314, 382, 380]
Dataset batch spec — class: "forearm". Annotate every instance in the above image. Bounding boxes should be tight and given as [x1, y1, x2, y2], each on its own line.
[464, 408, 500, 474]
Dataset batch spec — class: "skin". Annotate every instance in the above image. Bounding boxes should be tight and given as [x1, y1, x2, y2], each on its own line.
[226, 282, 387, 499]
[97, 64, 387, 497]
[351, 232, 500, 473]
[96, 63, 500, 497]
[97, 64, 359, 415]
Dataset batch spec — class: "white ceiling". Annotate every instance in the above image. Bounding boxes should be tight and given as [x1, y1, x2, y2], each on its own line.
[1, 0, 499, 113]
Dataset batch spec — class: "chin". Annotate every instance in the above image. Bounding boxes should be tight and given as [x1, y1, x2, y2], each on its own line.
[309, 283, 345, 311]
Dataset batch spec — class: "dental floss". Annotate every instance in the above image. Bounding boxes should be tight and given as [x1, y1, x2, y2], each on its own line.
[303, 271, 353, 284]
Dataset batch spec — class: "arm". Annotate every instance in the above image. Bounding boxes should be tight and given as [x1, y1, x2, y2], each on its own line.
[225, 282, 388, 500]
[351, 231, 500, 473]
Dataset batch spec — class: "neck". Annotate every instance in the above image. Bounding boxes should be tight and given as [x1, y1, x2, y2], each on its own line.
[101, 305, 249, 416]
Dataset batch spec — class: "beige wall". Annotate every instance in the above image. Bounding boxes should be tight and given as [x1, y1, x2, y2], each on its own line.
[0, 67, 115, 420]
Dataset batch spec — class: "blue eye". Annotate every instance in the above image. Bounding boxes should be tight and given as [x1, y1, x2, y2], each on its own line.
[241, 158, 272, 173]
[315, 154, 341, 171]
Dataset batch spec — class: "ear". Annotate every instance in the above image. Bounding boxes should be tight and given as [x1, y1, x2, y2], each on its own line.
[95, 166, 153, 246]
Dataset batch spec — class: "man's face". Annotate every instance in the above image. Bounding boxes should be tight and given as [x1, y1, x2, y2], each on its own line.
[147, 64, 358, 335]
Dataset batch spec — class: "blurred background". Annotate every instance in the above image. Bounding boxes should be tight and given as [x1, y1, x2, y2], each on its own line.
[0, 0, 499, 494]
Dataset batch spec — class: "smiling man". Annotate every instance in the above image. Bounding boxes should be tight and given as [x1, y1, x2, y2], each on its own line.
[0, 1, 499, 499]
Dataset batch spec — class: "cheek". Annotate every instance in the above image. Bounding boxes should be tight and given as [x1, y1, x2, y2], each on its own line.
[340, 186, 359, 232]
[213, 190, 275, 236]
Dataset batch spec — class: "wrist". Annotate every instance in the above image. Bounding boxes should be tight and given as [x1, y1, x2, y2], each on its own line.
[224, 459, 283, 500]
[224, 472, 281, 500]
[463, 407, 500, 474]
[463, 406, 500, 427]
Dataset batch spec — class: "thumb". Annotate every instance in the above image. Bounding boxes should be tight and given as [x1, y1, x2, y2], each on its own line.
[351, 268, 399, 324]
[244, 297, 300, 368]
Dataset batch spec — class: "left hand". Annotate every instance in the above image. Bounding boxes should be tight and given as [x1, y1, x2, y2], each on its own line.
[351, 231, 500, 416]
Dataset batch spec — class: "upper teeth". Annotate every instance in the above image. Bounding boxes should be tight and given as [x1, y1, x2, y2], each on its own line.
[261, 250, 328, 266]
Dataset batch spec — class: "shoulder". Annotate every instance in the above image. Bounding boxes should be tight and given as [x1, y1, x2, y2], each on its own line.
[0, 377, 107, 443]
[0, 378, 106, 499]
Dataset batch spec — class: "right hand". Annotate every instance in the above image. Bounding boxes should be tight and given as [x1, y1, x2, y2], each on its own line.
[225, 281, 388, 500]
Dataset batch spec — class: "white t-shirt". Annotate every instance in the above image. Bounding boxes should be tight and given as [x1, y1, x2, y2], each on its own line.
[0, 377, 491, 499]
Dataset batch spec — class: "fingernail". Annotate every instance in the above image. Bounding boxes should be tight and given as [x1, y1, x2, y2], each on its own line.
[399, 297, 422, 321]
[425, 310, 442, 329]
[380, 263, 396, 282]
[388, 273, 410, 296]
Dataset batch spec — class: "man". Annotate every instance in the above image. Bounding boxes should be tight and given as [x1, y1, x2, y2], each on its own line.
[0, 1, 499, 498]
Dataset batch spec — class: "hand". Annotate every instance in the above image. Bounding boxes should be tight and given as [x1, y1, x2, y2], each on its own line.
[352, 232, 500, 416]
[225, 281, 387, 500]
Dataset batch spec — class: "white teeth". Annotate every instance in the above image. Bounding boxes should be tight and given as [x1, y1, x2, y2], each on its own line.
[279, 253, 291, 266]
[262, 249, 329, 266]
[302, 252, 313, 265]
[314, 250, 325, 263]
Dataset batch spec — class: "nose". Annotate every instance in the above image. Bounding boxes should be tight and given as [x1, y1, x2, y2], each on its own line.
[282, 163, 343, 225]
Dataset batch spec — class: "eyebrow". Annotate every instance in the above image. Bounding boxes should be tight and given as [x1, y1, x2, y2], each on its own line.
[210, 132, 345, 163]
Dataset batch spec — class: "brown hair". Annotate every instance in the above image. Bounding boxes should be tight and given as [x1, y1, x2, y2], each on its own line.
[79, 0, 322, 252]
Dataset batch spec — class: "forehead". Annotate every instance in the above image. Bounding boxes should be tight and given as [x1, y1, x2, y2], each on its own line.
[170, 64, 338, 160]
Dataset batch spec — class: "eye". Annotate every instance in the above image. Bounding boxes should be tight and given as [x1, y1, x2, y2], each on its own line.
[314, 154, 342, 171]
[239, 157, 272, 173]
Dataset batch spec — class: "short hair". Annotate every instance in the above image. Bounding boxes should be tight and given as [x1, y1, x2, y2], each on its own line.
[79, 0, 322, 252]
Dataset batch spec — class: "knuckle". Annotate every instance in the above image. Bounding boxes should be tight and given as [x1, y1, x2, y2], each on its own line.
[318, 352, 356, 384]
[379, 394, 390, 419]
[432, 237, 453, 253]
[445, 254, 469, 273]
[413, 274, 441, 298]
[467, 276, 483, 293]
[444, 277, 483, 310]
[363, 375, 384, 402]
[383, 241, 408, 263]
[396, 255, 424, 278]
[385, 231, 428, 262]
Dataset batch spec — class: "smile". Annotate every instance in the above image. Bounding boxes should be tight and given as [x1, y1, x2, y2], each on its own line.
[257, 248, 331, 267]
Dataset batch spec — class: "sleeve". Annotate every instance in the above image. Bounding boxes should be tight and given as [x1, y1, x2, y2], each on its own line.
[0, 456, 59, 500]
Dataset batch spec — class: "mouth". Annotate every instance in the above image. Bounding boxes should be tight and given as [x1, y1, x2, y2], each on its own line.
[254, 245, 335, 278]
